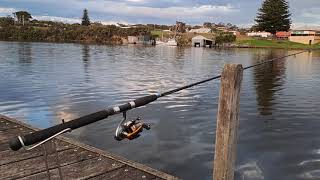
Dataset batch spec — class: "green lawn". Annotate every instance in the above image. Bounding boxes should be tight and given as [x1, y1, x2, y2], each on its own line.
[151, 30, 172, 37]
[237, 39, 320, 49]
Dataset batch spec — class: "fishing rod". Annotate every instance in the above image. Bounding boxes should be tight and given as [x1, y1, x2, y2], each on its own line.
[9, 50, 307, 151]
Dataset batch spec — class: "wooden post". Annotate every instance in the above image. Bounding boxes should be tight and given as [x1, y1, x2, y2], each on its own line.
[213, 64, 243, 180]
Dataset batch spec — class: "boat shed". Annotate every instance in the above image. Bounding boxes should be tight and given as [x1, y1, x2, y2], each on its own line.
[192, 35, 214, 47]
[128, 36, 139, 44]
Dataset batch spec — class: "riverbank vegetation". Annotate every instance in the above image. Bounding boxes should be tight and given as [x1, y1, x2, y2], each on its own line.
[0, 10, 151, 44]
[0, 22, 151, 44]
[0, 8, 241, 46]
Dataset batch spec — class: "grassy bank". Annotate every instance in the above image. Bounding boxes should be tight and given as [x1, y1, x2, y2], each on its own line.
[236, 39, 320, 49]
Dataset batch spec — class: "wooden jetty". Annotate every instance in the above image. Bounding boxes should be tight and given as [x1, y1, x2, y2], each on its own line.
[0, 115, 178, 180]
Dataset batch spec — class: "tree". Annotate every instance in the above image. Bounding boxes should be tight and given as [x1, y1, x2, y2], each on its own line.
[81, 9, 90, 26]
[0, 16, 14, 26]
[215, 33, 236, 45]
[203, 22, 212, 28]
[14, 11, 32, 25]
[255, 0, 291, 34]
[175, 21, 186, 33]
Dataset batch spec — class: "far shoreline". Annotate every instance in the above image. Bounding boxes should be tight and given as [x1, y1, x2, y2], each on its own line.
[1, 39, 319, 50]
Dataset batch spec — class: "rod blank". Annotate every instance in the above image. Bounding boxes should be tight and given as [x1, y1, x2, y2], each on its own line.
[9, 94, 159, 151]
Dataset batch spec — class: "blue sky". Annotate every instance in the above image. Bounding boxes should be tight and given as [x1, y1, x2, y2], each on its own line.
[0, 0, 319, 27]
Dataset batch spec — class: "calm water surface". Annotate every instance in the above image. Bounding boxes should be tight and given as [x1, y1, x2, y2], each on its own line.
[1, 41, 320, 180]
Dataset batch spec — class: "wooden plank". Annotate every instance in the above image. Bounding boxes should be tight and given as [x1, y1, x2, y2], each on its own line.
[16, 169, 62, 180]
[56, 157, 123, 180]
[57, 136, 179, 180]
[0, 126, 32, 143]
[89, 165, 157, 180]
[0, 116, 40, 131]
[0, 147, 97, 179]
[213, 64, 243, 180]
[0, 140, 74, 166]
[0, 142, 9, 152]
[17, 157, 124, 180]
[0, 115, 179, 180]
[0, 118, 23, 131]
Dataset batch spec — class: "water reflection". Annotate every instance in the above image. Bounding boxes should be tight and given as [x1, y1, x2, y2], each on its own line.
[309, 50, 320, 58]
[2, 42, 320, 180]
[175, 47, 185, 60]
[18, 42, 32, 64]
[82, 44, 90, 81]
[252, 50, 286, 116]
[82, 44, 90, 63]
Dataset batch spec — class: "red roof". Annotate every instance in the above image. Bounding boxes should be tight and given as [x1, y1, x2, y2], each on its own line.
[276, 31, 291, 38]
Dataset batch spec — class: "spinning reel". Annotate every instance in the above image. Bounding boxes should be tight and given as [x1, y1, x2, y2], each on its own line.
[114, 111, 151, 141]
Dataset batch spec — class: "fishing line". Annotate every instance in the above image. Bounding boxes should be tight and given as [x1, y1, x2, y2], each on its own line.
[161, 50, 307, 97]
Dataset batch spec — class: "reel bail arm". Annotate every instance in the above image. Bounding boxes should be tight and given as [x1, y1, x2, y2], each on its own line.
[114, 111, 150, 141]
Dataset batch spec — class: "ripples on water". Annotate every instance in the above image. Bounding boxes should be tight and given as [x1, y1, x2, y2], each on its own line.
[1, 41, 320, 180]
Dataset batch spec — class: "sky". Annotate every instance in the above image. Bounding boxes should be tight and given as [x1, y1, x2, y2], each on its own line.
[0, 0, 319, 27]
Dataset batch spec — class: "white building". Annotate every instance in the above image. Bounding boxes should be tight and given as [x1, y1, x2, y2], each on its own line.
[228, 30, 240, 36]
[289, 28, 320, 45]
[247, 31, 272, 38]
[192, 35, 214, 47]
[189, 27, 212, 34]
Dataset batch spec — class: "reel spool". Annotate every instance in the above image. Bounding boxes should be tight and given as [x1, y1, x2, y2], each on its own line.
[115, 112, 151, 141]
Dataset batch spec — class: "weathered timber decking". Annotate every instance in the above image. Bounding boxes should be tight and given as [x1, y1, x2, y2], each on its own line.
[0, 115, 179, 180]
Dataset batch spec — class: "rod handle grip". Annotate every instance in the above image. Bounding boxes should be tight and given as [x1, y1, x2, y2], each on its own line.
[9, 110, 110, 151]
[9, 137, 23, 151]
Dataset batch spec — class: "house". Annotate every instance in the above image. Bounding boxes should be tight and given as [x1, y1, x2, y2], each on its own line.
[216, 26, 228, 32]
[247, 31, 272, 38]
[189, 27, 212, 34]
[228, 30, 240, 36]
[289, 27, 320, 45]
[120, 26, 132, 29]
[128, 36, 139, 44]
[276, 31, 291, 39]
[192, 35, 214, 47]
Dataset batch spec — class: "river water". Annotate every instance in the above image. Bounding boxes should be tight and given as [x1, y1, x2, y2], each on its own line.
[1, 41, 320, 180]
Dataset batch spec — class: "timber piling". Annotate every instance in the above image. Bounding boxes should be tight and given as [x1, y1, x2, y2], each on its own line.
[213, 64, 243, 180]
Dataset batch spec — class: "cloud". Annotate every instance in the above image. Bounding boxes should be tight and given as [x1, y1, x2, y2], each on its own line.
[2, 0, 320, 26]
[91, 2, 237, 17]
[33, 15, 128, 25]
[300, 8, 320, 20]
[0, 1, 239, 24]
[34, 15, 81, 24]
[126, 0, 145, 2]
[0, 7, 17, 14]
[81, 1, 238, 24]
